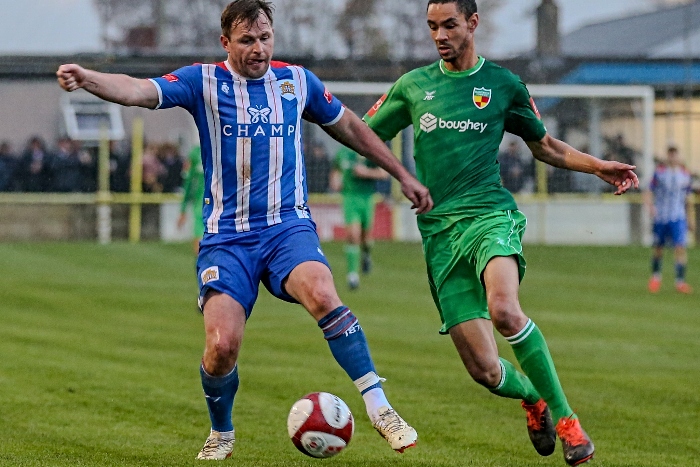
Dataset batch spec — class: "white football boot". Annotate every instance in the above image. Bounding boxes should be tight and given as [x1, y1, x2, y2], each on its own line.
[196, 430, 235, 460]
[373, 406, 418, 453]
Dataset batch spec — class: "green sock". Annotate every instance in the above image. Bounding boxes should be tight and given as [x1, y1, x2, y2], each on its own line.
[345, 244, 360, 274]
[506, 319, 575, 421]
[489, 357, 541, 405]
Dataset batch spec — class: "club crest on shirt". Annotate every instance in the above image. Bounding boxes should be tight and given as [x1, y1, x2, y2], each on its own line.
[221, 82, 230, 95]
[279, 80, 296, 101]
[473, 87, 491, 109]
[200, 266, 219, 285]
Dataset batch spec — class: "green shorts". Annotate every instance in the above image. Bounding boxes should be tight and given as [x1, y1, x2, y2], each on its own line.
[422, 210, 527, 334]
[342, 193, 375, 230]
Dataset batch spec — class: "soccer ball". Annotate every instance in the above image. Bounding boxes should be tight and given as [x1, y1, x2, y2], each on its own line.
[287, 392, 354, 458]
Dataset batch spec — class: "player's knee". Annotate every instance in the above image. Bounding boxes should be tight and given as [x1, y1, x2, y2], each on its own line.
[488, 297, 525, 335]
[305, 285, 341, 316]
[204, 340, 238, 375]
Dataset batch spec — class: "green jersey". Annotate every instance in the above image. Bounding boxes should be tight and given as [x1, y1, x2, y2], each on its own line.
[334, 146, 377, 197]
[181, 146, 205, 220]
[364, 57, 546, 236]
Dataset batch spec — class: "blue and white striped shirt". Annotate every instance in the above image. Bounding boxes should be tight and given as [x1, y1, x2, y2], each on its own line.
[150, 61, 344, 234]
[650, 165, 692, 223]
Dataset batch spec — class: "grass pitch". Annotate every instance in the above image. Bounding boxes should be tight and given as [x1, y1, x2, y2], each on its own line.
[0, 241, 698, 467]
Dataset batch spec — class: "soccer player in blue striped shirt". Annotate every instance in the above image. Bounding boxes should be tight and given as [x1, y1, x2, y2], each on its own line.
[57, 0, 432, 459]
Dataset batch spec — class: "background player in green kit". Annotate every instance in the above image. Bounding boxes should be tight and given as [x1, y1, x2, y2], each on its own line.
[364, 1, 639, 465]
[331, 146, 389, 289]
[178, 145, 205, 255]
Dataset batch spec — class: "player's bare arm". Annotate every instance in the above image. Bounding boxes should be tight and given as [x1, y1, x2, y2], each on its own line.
[527, 134, 639, 195]
[326, 110, 433, 214]
[353, 164, 389, 181]
[56, 64, 159, 109]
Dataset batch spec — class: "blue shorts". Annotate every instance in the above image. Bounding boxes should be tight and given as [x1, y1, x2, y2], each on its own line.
[652, 220, 687, 247]
[196, 219, 331, 317]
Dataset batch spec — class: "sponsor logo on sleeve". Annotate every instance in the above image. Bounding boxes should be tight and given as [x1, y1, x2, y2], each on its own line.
[529, 97, 541, 119]
[162, 73, 179, 83]
[367, 94, 387, 118]
[323, 87, 333, 104]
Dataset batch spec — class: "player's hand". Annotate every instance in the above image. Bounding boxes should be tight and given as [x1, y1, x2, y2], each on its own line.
[595, 161, 639, 195]
[400, 176, 433, 214]
[56, 64, 88, 92]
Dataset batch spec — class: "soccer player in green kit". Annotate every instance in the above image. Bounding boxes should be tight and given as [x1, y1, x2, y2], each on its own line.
[331, 146, 389, 289]
[178, 145, 205, 255]
[364, 1, 639, 465]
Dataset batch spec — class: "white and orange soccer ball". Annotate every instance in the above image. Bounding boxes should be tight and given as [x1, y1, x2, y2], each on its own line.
[287, 392, 354, 458]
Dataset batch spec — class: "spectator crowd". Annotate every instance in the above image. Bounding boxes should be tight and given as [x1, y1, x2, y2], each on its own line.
[0, 136, 182, 193]
[1, 134, 695, 197]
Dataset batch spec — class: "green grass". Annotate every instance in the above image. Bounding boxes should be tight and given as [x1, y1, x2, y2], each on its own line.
[0, 241, 698, 467]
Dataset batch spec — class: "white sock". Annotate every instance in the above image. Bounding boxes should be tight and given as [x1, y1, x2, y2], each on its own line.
[212, 428, 235, 440]
[362, 388, 391, 423]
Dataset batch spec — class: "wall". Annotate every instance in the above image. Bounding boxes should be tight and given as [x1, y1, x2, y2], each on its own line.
[1, 198, 695, 247]
[0, 81, 196, 152]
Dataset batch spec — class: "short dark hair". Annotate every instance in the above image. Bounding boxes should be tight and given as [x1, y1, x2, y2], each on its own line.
[221, 0, 274, 38]
[427, 0, 477, 19]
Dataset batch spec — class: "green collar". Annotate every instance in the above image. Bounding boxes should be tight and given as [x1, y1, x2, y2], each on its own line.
[439, 56, 485, 77]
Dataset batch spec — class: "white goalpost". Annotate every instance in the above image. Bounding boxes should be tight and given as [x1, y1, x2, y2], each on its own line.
[322, 82, 657, 245]
[327, 82, 655, 183]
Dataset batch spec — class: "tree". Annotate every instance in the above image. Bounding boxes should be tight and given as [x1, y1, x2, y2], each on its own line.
[94, 0, 229, 52]
[92, 0, 502, 59]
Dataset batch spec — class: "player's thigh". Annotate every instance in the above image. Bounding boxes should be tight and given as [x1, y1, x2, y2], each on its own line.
[260, 219, 337, 316]
[423, 225, 490, 335]
[197, 234, 262, 318]
[472, 210, 527, 284]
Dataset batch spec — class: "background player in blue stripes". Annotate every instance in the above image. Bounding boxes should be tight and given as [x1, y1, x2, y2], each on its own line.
[645, 145, 694, 294]
[57, 0, 432, 460]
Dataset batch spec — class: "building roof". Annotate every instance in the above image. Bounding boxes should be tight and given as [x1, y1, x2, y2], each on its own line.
[561, 1, 700, 59]
[561, 61, 700, 85]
